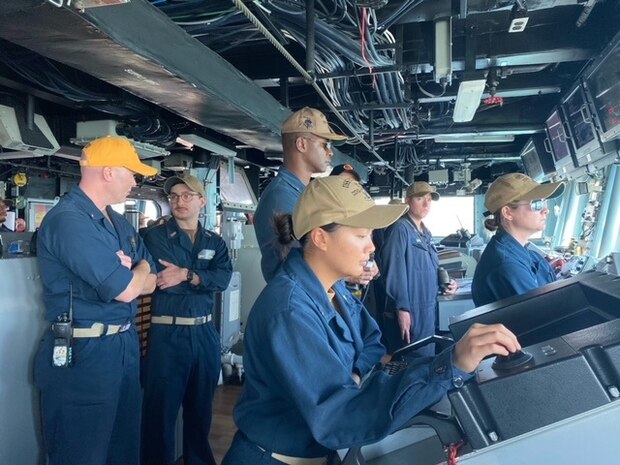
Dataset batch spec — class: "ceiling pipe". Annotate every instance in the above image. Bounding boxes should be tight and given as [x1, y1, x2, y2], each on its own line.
[305, 0, 316, 76]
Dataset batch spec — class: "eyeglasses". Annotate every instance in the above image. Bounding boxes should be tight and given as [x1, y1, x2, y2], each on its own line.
[301, 136, 332, 151]
[513, 199, 547, 212]
[168, 192, 202, 203]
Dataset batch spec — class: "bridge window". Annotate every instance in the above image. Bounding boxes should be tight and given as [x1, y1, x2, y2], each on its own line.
[424, 196, 475, 238]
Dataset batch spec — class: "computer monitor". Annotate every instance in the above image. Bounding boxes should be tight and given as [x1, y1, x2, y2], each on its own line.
[584, 29, 620, 143]
[520, 135, 555, 181]
[449, 271, 620, 348]
[545, 108, 577, 176]
[561, 84, 607, 167]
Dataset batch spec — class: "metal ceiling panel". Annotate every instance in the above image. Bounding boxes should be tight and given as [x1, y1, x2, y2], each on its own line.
[0, 0, 289, 153]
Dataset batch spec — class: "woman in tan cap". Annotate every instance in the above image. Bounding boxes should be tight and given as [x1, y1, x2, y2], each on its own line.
[379, 181, 456, 356]
[472, 173, 565, 307]
[222, 176, 520, 465]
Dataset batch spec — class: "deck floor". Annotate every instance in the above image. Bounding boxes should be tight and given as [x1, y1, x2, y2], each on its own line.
[209, 384, 243, 463]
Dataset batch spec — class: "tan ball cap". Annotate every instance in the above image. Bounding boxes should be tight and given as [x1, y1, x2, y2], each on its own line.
[406, 181, 440, 201]
[485, 173, 565, 213]
[163, 174, 206, 197]
[281, 107, 347, 141]
[293, 177, 407, 239]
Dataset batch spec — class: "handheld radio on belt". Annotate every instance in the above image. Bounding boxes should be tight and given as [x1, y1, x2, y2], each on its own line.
[51, 284, 73, 367]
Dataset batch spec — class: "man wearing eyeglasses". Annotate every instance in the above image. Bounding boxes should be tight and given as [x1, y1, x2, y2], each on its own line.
[472, 173, 565, 307]
[254, 107, 347, 282]
[142, 174, 233, 465]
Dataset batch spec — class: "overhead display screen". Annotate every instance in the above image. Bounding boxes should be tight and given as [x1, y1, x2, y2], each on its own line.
[585, 43, 620, 141]
[563, 86, 598, 151]
[520, 136, 555, 181]
[545, 110, 573, 165]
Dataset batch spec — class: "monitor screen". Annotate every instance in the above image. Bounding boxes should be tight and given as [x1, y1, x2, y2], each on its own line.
[520, 136, 555, 181]
[218, 161, 258, 211]
[545, 109, 577, 176]
[585, 40, 620, 142]
[562, 86, 599, 152]
[521, 146, 544, 181]
[545, 110, 573, 164]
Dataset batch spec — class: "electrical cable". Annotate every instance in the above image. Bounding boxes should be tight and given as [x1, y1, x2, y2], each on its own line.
[231, 0, 407, 183]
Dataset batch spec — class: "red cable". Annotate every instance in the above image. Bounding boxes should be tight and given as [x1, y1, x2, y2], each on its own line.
[447, 441, 465, 465]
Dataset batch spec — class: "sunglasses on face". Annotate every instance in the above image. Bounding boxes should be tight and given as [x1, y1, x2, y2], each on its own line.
[514, 199, 547, 212]
[301, 136, 332, 151]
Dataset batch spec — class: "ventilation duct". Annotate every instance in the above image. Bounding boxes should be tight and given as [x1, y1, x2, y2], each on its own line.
[0, 1, 288, 153]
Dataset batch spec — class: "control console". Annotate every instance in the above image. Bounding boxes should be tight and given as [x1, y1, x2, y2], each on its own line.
[449, 318, 620, 450]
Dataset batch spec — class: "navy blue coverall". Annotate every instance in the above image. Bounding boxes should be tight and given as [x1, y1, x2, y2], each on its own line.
[35, 186, 155, 465]
[142, 218, 232, 465]
[379, 217, 440, 356]
[222, 249, 470, 465]
[254, 166, 305, 282]
[472, 229, 557, 307]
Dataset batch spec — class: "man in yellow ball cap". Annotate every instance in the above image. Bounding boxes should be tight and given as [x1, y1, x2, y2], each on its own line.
[35, 136, 158, 465]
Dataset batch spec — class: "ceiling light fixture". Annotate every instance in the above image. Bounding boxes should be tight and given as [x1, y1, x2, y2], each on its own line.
[434, 134, 515, 143]
[74, 0, 130, 9]
[453, 79, 486, 122]
[0, 151, 45, 160]
[434, 17, 452, 86]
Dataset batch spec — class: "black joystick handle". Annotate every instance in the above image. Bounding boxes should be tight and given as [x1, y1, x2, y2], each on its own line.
[492, 350, 534, 373]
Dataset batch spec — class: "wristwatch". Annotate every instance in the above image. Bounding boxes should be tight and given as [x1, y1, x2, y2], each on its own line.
[186, 269, 194, 283]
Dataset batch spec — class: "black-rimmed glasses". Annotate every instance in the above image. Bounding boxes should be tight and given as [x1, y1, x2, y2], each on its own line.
[168, 192, 201, 203]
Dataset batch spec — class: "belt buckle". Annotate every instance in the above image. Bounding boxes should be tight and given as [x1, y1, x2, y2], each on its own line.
[119, 322, 131, 332]
[194, 316, 207, 325]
